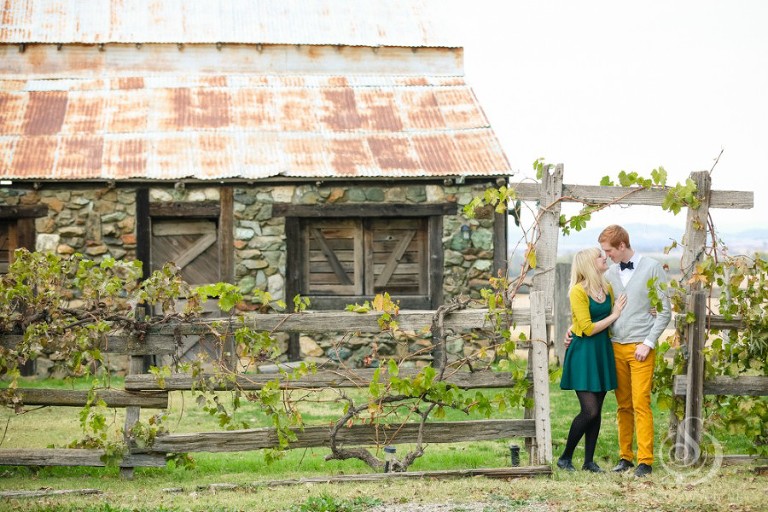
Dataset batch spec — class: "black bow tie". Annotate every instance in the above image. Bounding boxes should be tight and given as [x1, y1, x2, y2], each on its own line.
[620, 261, 634, 271]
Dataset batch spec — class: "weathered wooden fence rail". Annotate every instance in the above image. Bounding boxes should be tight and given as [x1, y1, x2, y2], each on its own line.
[0, 307, 550, 477]
[673, 292, 768, 463]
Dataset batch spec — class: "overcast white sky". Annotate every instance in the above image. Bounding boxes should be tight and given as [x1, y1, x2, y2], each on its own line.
[454, 0, 767, 233]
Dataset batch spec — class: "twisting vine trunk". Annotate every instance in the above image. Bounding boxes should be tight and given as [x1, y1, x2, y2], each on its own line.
[324, 297, 471, 472]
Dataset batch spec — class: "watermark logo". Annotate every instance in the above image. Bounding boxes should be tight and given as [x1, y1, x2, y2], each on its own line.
[658, 416, 723, 485]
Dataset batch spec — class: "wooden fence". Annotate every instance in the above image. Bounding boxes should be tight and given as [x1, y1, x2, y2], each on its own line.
[0, 167, 756, 477]
[0, 307, 553, 478]
[673, 291, 768, 463]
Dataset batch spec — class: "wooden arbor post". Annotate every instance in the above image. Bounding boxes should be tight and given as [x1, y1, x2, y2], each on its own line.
[525, 163, 563, 465]
[674, 171, 712, 461]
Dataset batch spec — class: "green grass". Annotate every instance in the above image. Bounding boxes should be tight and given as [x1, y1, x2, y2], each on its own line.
[0, 375, 761, 511]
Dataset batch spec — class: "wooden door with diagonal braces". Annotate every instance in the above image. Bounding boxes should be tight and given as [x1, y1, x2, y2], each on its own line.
[151, 218, 223, 364]
[302, 217, 427, 297]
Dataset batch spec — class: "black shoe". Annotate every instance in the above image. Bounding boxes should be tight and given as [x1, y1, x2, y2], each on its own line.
[582, 461, 604, 473]
[612, 459, 635, 473]
[557, 457, 576, 471]
[634, 463, 652, 477]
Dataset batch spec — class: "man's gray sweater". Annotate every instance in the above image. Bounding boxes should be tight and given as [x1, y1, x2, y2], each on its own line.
[605, 256, 672, 348]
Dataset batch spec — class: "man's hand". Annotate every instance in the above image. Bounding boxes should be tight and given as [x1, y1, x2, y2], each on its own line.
[564, 329, 573, 349]
[635, 343, 652, 362]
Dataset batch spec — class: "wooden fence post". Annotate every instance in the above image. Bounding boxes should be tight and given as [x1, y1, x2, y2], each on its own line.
[552, 262, 571, 365]
[682, 291, 707, 464]
[529, 291, 552, 464]
[674, 170, 712, 459]
[119, 354, 144, 480]
[524, 163, 562, 465]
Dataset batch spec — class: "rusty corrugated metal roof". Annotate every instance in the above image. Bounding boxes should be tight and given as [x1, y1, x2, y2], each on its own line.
[0, 75, 511, 181]
[0, 0, 460, 47]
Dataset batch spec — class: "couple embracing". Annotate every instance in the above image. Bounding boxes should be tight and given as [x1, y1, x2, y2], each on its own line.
[557, 225, 671, 477]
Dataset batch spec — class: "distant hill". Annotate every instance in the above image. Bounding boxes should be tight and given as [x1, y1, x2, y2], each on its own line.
[533, 223, 768, 257]
[505, 223, 767, 272]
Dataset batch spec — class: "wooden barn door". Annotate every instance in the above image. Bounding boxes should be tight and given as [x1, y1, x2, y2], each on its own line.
[304, 219, 364, 296]
[150, 219, 220, 285]
[0, 221, 17, 274]
[301, 217, 428, 306]
[151, 218, 226, 365]
[138, 188, 234, 367]
[365, 218, 427, 296]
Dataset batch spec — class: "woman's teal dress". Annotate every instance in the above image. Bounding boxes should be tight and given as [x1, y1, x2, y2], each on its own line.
[560, 293, 617, 392]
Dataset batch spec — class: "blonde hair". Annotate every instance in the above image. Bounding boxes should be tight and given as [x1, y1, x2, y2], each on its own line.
[570, 247, 610, 297]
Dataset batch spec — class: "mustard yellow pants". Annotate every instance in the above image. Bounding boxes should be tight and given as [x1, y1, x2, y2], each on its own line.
[613, 342, 655, 465]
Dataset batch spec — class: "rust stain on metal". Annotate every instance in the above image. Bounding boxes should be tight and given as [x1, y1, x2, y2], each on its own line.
[367, 136, 419, 172]
[23, 91, 67, 135]
[195, 89, 231, 128]
[280, 88, 317, 132]
[103, 137, 147, 179]
[283, 136, 326, 175]
[433, 87, 486, 129]
[328, 138, 372, 176]
[153, 134, 193, 177]
[402, 89, 445, 130]
[401, 77, 430, 86]
[106, 90, 149, 133]
[0, 138, 17, 174]
[62, 93, 105, 134]
[232, 89, 278, 130]
[412, 134, 461, 175]
[356, 89, 403, 132]
[197, 133, 234, 178]
[454, 131, 509, 173]
[327, 76, 349, 87]
[10, 136, 57, 177]
[113, 77, 145, 90]
[0, 92, 27, 135]
[56, 135, 104, 179]
[161, 88, 232, 130]
[320, 88, 362, 131]
[201, 76, 228, 88]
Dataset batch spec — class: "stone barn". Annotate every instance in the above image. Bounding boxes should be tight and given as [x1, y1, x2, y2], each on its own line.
[0, 0, 513, 366]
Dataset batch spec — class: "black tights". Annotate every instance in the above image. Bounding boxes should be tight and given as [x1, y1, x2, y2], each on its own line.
[560, 391, 606, 464]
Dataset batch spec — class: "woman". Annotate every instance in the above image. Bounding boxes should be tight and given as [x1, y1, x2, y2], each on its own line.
[557, 247, 626, 473]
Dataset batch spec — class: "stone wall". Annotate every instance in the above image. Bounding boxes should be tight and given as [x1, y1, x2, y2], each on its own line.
[1, 184, 137, 261]
[228, 181, 499, 369]
[1, 180, 500, 370]
[230, 181, 498, 305]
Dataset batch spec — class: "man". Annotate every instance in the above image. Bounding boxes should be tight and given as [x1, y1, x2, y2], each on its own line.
[598, 224, 671, 477]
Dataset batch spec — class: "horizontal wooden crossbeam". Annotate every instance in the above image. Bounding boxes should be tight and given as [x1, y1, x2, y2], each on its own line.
[673, 375, 768, 397]
[125, 368, 522, 391]
[12, 388, 168, 408]
[136, 419, 536, 454]
[0, 449, 166, 467]
[513, 182, 753, 209]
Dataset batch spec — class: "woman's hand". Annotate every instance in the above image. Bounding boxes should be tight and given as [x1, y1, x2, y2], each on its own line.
[612, 294, 627, 318]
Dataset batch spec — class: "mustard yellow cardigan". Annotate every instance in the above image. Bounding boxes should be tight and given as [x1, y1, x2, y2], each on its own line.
[569, 283, 614, 337]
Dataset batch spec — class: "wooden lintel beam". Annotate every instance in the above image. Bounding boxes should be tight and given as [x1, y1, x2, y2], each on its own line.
[149, 201, 220, 218]
[0, 204, 48, 218]
[272, 203, 458, 218]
